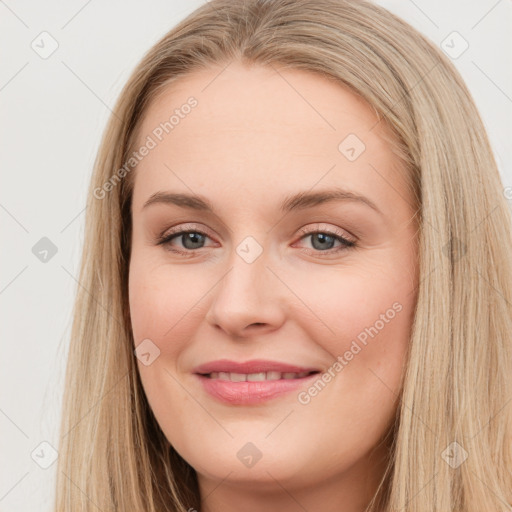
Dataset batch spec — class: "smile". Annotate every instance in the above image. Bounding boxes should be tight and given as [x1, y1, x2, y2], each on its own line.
[192, 360, 321, 405]
[203, 371, 317, 381]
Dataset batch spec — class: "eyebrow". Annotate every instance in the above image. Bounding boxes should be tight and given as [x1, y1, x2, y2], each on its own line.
[142, 187, 382, 215]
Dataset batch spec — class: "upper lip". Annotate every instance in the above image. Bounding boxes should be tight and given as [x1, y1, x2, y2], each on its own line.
[193, 359, 320, 375]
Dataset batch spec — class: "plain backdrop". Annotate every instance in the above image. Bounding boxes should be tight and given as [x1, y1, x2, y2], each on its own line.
[1, 0, 511, 510]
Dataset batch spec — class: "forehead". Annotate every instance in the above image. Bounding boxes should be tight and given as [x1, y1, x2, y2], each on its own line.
[131, 62, 407, 215]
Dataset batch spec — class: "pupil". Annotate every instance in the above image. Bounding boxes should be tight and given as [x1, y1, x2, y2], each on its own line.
[183, 233, 204, 249]
[312, 233, 334, 250]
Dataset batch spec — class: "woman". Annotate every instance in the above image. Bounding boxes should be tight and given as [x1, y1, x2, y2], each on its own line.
[54, 0, 512, 510]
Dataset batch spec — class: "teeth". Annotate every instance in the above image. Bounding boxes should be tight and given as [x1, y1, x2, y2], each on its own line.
[207, 371, 312, 381]
[247, 372, 266, 381]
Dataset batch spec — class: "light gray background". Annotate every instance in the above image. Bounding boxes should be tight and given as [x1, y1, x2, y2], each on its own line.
[1, 1, 511, 510]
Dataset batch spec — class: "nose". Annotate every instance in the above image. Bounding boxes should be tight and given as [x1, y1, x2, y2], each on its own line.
[205, 249, 286, 339]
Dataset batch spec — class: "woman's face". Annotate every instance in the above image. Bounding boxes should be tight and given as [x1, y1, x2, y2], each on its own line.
[129, 62, 419, 508]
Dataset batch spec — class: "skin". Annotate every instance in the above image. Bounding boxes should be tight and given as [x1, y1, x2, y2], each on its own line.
[128, 61, 419, 512]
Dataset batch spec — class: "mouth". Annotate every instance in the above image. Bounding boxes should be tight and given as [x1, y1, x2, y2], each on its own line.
[200, 370, 320, 381]
[192, 359, 322, 405]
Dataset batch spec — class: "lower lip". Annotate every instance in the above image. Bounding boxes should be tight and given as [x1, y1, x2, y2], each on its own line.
[195, 373, 318, 405]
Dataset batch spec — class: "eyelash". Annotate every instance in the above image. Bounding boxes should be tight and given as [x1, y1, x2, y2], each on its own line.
[155, 224, 356, 258]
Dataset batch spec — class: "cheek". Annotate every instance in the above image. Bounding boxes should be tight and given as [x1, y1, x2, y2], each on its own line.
[128, 261, 204, 440]
[127, 247, 417, 478]
[129, 249, 416, 384]
[129, 259, 202, 350]
[285, 269, 414, 453]
[295, 260, 416, 392]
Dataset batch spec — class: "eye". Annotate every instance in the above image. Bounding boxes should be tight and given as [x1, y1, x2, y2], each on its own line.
[155, 223, 357, 257]
[294, 225, 356, 257]
[156, 224, 214, 255]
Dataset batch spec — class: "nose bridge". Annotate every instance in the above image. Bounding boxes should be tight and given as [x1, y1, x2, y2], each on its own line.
[218, 236, 270, 307]
[206, 234, 285, 335]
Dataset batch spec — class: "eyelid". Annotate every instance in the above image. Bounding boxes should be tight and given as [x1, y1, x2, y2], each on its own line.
[295, 223, 356, 244]
[155, 221, 358, 255]
[155, 222, 216, 247]
[158, 222, 215, 239]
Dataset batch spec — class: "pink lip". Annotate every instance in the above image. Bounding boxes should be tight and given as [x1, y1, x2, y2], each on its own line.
[192, 359, 319, 374]
[192, 359, 320, 405]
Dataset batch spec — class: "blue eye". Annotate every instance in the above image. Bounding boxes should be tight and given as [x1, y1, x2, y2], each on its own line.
[156, 225, 356, 257]
[156, 229, 211, 254]
[169, 231, 207, 250]
[294, 226, 356, 257]
[303, 231, 355, 252]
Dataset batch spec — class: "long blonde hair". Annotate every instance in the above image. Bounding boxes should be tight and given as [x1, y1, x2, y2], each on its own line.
[54, 0, 512, 510]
